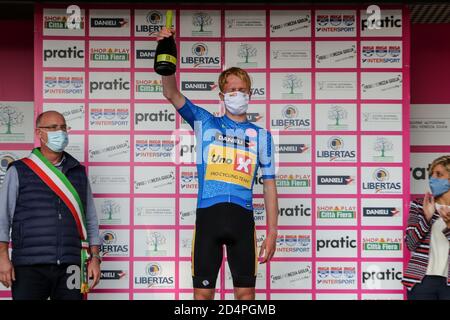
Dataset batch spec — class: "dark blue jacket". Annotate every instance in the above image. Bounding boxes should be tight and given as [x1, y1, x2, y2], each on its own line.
[10, 152, 87, 266]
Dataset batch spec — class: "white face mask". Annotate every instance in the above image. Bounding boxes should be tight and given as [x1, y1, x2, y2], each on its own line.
[435, 203, 450, 212]
[222, 91, 249, 115]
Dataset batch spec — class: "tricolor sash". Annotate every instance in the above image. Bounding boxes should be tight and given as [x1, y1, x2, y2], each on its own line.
[21, 148, 91, 293]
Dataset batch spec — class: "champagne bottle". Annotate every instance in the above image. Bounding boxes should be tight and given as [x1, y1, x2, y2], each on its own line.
[154, 10, 177, 76]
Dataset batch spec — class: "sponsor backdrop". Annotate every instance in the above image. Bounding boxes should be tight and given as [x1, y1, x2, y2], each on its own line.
[0, 4, 410, 300]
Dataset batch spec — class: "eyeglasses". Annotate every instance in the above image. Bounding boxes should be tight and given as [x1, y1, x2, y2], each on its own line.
[38, 125, 71, 132]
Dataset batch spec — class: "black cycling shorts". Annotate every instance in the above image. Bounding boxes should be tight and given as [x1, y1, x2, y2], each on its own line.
[191, 202, 257, 289]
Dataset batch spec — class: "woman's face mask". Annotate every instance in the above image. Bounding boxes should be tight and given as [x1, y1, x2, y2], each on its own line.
[222, 91, 250, 115]
[429, 177, 450, 198]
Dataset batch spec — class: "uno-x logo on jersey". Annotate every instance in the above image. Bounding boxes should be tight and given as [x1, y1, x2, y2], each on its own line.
[235, 154, 252, 174]
[205, 145, 257, 189]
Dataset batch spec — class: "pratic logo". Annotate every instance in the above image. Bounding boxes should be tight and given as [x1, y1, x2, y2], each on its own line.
[362, 267, 402, 286]
[89, 77, 130, 94]
[90, 47, 130, 62]
[361, 16, 401, 32]
[44, 45, 84, 62]
[362, 237, 402, 252]
[271, 105, 310, 130]
[279, 203, 311, 217]
[276, 233, 311, 254]
[410, 162, 431, 182]
[362, 168, 401, 193]
[99, 231, 129, 257]
[362, 45, 401, 64]
[316, 13, 355, 33]
[316, 235, 357, 252]
[135, 79, 162, 93]
[275, 173, 311, 188]
[317, 205, 356, 220]
[44, 14, 85, 30]
[181, 43, 220, 67]
[317, 175, 354, 186]
[317, 266, 356, 286]
[316, 136, 356, 162]
[276, 143, 309, 155]
[90, 107, 129, 127]
[135, 109, 175, 125]
[179, 142, 195, 158]
[134, 263, 174, 287]
[363, 207, 400, 217]
[181, 81, 218, 91]
[136, 11, 164, 35]
[91, 17, 128, 28]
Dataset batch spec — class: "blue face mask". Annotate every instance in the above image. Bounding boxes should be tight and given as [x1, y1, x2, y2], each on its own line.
[45, 130, 69, 153]
[429, 177, 450, 197]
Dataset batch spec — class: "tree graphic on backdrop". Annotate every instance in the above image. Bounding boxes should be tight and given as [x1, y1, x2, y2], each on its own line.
[193, 12, 212, 32]
[283, 74, 302, 94]
[0, 105, 24, 134]
[101, 200, 120, 221]
[374, 137, 393, 158]
[238, 43, 257, 63]
[146, 232, 166, 252]
[328, 105, 348, 126]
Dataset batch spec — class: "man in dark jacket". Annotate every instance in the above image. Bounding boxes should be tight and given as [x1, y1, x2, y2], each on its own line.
[0, 111, 101, 300]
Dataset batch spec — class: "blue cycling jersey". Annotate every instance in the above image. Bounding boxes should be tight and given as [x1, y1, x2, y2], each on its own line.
[178, 97, 276, 210]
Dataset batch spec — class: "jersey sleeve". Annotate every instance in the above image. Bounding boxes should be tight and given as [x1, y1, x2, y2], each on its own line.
[177, 96, 214, 130]
[258, 129, 276, 180]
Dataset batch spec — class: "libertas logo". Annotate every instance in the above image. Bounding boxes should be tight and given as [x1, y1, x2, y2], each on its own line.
[181, 43, 220, 67]
[271, 105, 310, 130]
[317, 175, 354, 185]
[362, 168, 401, 193]
[317, 137, 356, 161]
[135, 263, 174, 287]
[181, 81, 217, 91]
[136, 11, 165, 34]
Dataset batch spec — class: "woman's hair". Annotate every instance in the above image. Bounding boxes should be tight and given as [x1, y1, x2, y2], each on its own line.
[218, 67, 251, 93]
[429, 155, 450, 177]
